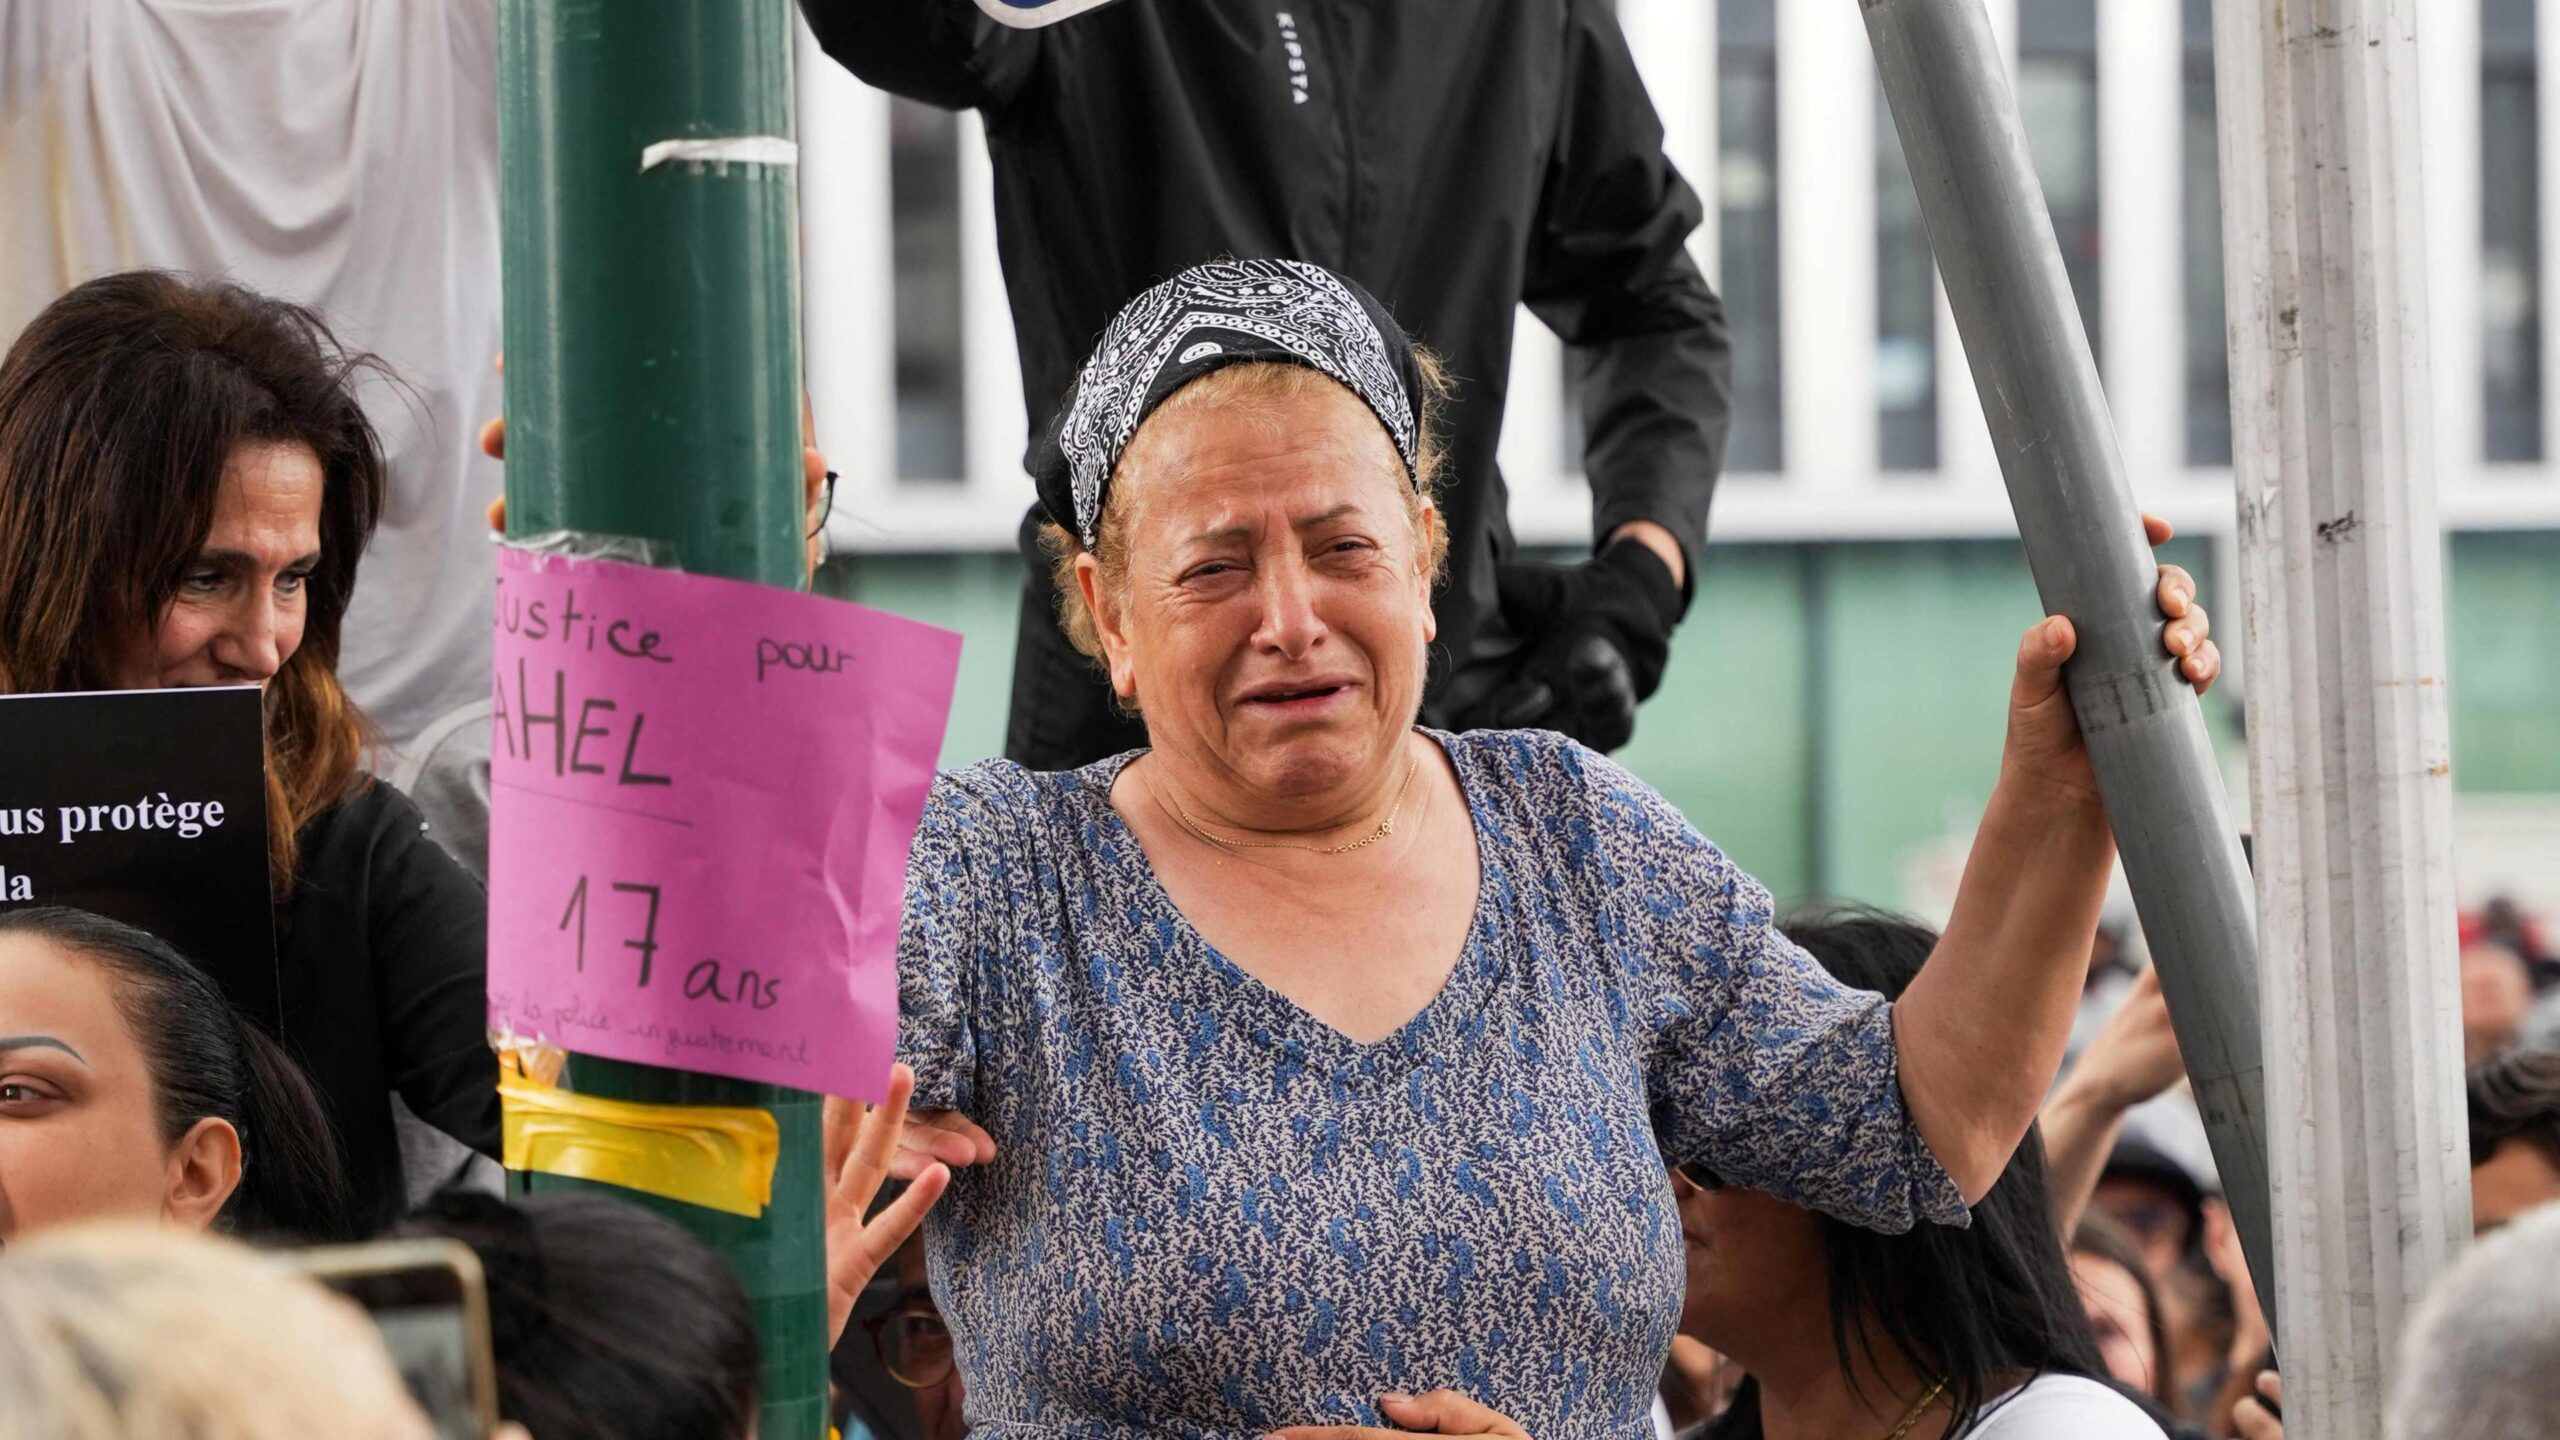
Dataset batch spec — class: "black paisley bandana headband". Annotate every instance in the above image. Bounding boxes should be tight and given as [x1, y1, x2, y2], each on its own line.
[1031, 258, 1425, 548]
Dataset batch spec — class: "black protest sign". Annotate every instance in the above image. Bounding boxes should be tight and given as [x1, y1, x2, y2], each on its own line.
[0, 688, 277, 1029]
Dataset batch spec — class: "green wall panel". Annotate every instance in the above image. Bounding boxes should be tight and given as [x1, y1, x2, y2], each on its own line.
[1617, 546, 1817, 900]
[1804, 537, 2223, 907]
[1813, 542, 2040, 905]
[2448, 531, 2560, 792]
[823, 552, 1022, 770]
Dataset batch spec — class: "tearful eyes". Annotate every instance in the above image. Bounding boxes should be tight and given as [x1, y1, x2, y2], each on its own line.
[1177, 541, 1380, 585]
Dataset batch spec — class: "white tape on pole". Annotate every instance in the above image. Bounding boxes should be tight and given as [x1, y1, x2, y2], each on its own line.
[638, 136, 798, 174]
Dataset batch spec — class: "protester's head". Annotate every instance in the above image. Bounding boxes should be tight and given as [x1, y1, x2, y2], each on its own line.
[2480, 895, 2526, 935]
[888, 1234, 966, 1440]
[1684, 907, 2106, 1434]
[2386, 1204, 2560, 1440]
[2476, 896, 2545, 970]
[2070, 1211, 2174, 1409]
[2467, 1048, 2560, 1235]
[1032, 259, 1449, 800]
[403, 1190, 760, 1440]
[834, 1230, 964, 1440]
[2464, 942, 2536, 1067]
[0, 270, 387, 890]
[2091, 1133, 2207, 1281]
[0, 1222, 431, 1440]
[0, 907, 350, 1244]
[834, 1229, 947, 1440]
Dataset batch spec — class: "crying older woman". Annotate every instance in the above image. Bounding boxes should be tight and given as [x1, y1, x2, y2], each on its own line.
[888, 259, 2220, 1437]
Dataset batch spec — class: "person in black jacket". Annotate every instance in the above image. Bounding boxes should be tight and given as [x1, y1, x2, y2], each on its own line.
[802, 0, 1732, 765]
[0, 271, 497, 1235]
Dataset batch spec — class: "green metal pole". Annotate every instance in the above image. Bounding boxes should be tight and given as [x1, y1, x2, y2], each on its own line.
[497, 4, 825, 1437]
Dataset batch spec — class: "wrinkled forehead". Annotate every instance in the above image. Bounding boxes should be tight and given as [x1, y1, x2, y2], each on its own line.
[1112, 378, 1409, 534]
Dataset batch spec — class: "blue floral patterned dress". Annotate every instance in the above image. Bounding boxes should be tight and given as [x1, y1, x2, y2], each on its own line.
[897, 728, 1965, 1438]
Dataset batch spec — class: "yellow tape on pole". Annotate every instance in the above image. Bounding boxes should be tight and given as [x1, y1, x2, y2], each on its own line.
[499, 1058, 780, 1218]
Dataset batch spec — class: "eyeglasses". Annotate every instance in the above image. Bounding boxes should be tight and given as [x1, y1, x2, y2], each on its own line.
[809, 470, 838, 540]
[1673, 1161, 1726, 1193]
[860, 1293, 955, 1389]
[805, 470, 839, 570]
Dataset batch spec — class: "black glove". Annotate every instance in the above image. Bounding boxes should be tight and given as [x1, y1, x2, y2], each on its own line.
[1457, 538, 1683, 752]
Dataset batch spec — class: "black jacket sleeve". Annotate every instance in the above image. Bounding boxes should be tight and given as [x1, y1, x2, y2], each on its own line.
[361, 784, 501, 1158]
[796, 0, 1042, 115]
[1522, 0, 1734, 583]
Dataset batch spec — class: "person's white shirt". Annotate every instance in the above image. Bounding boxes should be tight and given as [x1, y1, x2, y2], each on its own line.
[1960, 1373, 2168, 1439]
[0, 0, 502, 747]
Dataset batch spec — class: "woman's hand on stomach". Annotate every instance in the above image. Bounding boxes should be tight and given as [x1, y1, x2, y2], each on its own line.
[1265, 1390, 1532, 1439]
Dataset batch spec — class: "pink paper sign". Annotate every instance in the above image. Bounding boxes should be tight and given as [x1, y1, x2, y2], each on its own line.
[485, 548, 957, 1102]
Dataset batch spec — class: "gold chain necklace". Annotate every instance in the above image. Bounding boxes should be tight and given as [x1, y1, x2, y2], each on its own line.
[1160, 755, 1420, 856]
[1881, 1377, 1950, 1440]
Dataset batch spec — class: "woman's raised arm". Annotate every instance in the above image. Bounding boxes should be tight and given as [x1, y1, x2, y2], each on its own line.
[1896, 519, 2220, 1201]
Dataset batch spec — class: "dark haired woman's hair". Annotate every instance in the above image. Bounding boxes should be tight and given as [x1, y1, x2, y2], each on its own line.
[403, 1190, 762, 1440]
[0, 271, 387, 892]
[0, 906, 352, 1240]
[1702, 905, 2110, 1438]
[2071, 1209, 2177, 1409]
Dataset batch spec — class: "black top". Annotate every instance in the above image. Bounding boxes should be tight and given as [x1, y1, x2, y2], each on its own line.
[800, 0, 1733, 686]
[281, 779, 497, 1235]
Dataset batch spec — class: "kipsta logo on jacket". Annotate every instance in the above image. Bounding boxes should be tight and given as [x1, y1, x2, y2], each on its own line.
[1276, 12, 1312, 104]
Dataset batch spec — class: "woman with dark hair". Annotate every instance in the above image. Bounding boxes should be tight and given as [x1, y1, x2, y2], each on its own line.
[0, 271, 494, 1230]
[1674, 907, 2170, 1440]
[0, 906, 352, 1242]
[2072, 1211, 2178, 1412]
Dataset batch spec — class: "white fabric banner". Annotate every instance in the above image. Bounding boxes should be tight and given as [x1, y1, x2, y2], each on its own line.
[0, 0, 504, 749]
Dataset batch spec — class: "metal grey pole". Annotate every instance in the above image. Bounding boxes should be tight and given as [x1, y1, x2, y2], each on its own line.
[2212, 2, 2469, 1430]
[1858, 0, 2277, 1334]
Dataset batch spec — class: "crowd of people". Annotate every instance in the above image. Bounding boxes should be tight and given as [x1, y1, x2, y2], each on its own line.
[0, 2, 2553, 1439]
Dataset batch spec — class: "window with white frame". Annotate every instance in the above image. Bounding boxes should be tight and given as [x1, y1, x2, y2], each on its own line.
[1721, 0, 1783, 473]
[2020, 0, 2103, 367]
[1875, 74, 1936, 473]
[889, 98, 967, 483]
[799, 0, 2560, 550]
[2182, 0, 2233, 468]
[2484, 0, 2545, 463]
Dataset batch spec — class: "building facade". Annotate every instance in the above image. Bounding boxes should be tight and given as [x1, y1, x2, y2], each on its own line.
[796, 0, 2560, 910]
